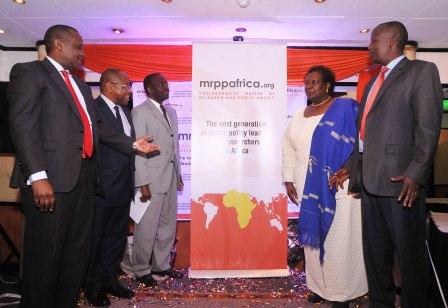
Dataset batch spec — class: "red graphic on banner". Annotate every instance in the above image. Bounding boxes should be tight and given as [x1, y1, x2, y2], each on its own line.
[190, 191, 287, 270]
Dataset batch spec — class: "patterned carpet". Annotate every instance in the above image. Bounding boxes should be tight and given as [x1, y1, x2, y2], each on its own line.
[78, 269, 369, 307]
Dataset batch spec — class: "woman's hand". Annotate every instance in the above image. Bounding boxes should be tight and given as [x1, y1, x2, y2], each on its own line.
[285, 182, 298, 205]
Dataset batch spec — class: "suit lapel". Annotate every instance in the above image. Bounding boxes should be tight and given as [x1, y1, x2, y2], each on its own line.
[166, 105, 175, 129]
[74, 76, 96, 121]
[42, 59, 82, 121]
[370, 57, 408, 111]
[148, 101, 171, 131]
[96, 96, 124, 132]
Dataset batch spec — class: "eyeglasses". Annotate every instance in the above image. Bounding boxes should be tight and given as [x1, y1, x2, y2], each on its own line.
[110, 82, 133, 90]
[304, 80, 322, 87]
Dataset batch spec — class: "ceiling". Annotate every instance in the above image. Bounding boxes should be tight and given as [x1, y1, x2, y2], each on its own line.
[1, 0, 448, 49]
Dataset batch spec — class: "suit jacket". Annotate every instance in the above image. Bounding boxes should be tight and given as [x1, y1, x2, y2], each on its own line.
[8, 59, 133, 192]
[349, 58, 443, 197]
[95, 96, 135, 207]
[132, 99, 181, 194]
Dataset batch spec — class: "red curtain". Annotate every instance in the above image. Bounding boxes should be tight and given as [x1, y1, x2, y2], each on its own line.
[83, 45, 192, 82]
[287, 49, 371, 85]
[83, 45, 372, 86]
[356, 64, 382, 102]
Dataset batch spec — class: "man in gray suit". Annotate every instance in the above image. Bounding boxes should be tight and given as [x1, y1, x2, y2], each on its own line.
[131, 73, 183, 286]
[332, 21, 442, 307]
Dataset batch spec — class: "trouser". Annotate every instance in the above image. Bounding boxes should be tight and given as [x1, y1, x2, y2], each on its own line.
[84, 204, 130, 291]
[20, 159, 96, 308]
[361, 184, 429, 308]
[131, 172, 177, 277]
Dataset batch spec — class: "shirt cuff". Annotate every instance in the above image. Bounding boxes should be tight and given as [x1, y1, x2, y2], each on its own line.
[27, 171, 48, 185]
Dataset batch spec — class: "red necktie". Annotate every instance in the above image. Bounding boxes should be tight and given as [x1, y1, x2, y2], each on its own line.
[360, 66, 389, 140]
[61, 70, 93, 158]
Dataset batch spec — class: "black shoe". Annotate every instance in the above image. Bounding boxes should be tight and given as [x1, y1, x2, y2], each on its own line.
[307, 292, 324, 303]
[84, 289, 111, 307]
[331, 301, 349, 308]
[152, 268, 184, 279]
[136, 274, 158, 287]
[105, 279, 134, 299]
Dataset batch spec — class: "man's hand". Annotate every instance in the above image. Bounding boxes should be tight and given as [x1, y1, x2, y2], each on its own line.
[329, 168, 349, 190]
[285, 182, 298, 205]
[140, 185, 151, 203]
[134, 136, 159, 154]
[349, 191, 361, 199]
[177, 177, 184, 191]
[31, 179, 55, 212]
[391, 175, 419, 208]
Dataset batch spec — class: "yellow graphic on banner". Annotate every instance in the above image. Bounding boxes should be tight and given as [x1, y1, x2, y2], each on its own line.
[223, 190, 256, 229]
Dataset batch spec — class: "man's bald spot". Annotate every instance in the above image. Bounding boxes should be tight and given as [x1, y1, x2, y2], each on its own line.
[100, 68, 127, 92]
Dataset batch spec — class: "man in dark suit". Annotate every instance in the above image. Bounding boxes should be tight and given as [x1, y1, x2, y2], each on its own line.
[8, 25, 157, 307]
[333, 21, 442, 307]
[83, 69, 136, 306]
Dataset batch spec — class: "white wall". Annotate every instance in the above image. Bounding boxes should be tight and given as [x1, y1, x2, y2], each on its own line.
[416, 52, 448, 84]
[1, 49, 448, 83]
[0, 50, 37, 81]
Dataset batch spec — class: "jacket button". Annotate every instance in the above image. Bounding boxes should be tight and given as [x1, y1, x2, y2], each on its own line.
[78, 146, 83, 150]
[80, 130, 84, 133]
[171, 134, 174, 137]
[171, 160, 174, 163]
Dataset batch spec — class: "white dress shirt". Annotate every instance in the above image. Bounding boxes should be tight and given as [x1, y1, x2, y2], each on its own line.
[101, 94, 131, 137]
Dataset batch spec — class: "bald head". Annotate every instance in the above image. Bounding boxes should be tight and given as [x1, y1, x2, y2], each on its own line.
[44, 25, 78, 54]
[43, 24, 84, 70]
[100, 68, 131, 106]
[100, 68, 126, 91]
[374, 21, 408, 52]
[369, 21, 409, 66]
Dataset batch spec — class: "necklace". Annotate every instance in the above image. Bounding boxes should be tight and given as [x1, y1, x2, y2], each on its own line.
[311, 95, 331, 107]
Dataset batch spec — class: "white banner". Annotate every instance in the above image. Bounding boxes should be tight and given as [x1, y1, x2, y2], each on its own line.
[189, 43, 288, 276]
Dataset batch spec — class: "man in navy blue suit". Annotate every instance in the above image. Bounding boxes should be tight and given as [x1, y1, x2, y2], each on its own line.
[84, 68, 136, 306]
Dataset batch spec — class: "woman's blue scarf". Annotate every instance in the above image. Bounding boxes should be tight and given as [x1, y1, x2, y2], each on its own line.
[298, 97, 358, 263]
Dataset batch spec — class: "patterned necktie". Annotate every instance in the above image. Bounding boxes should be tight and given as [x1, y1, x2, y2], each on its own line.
[360, 66, 389, 140]
[160, 104, 171, 127]
[61, 70, 93, 158]
[114, 105, 124, 132]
